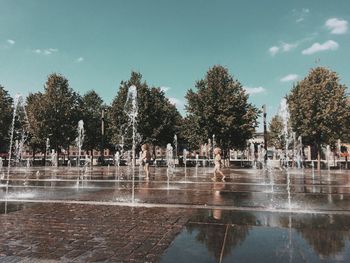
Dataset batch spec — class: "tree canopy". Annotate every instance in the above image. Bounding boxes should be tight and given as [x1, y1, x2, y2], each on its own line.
[109, 72, 182, 150]
[287, 67, 350, 148]
[184, 65, 259, 153]
[80, 90, 104, 155]
[268, 115, 284, 149]
[0, 85, 13, 153]
[26, 74, 81, 153]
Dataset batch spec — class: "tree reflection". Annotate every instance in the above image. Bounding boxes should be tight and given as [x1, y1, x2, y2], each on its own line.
[187, 210, 255, 261]
[280, 214, 350, 258]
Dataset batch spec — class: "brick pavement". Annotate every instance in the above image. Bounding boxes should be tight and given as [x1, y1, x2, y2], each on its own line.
[0, 203, 192, 262]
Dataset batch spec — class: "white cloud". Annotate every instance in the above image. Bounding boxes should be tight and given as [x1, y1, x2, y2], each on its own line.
[269, 41, 297, 56]
[7, 39, 15, 45]
[325, 18, 348, 34]
[160, 86, 171, 92]
[33, 48, 58, 55]
[281, 42, 297, 52]
[243, 86, 266, 95]
[76, 57, 84, 63]
[269, 46, 279, 56]
[280, 74, 299, 82]
[302, 40, 339, 55]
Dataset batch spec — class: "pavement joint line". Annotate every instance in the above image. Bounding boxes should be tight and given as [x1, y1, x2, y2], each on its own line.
[2, 185, 350, 196]
[1, 198, 350, 215]
[2, 178, 348, 188]
[219, 225, 229, 263]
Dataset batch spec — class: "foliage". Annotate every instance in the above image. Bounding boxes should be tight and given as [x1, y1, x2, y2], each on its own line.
[287, 67, 350, 150]
[268, 115, 285, 149]
[33, 73, 81, 153]
[0, 85, 13, 152]
[109, 72, 182, 150]
[80, 90, 104, 155]
[26, 92, 47, 154]
[184, 65, 259, 154]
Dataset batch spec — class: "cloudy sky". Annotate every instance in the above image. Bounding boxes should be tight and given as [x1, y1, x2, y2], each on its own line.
[0, 0, 349, 128]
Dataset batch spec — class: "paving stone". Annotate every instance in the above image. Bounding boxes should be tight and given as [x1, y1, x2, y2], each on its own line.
[0, 203, 192, 262]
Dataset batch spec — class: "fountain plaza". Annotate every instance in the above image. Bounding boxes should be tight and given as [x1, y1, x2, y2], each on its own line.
[1, 164, 350, 262]
[1, 90, 350, 262]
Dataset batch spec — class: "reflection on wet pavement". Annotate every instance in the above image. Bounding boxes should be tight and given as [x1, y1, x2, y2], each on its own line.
[1, 166, 350, 262]
[163, 210, 350, 263]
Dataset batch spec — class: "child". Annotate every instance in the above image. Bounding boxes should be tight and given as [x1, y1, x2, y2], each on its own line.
[212, 147, 225, 182]
[141, 144, 151, 179]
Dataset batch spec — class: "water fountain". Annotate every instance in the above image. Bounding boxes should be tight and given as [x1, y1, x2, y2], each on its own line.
[115, 151, 120, 167]
[326, 145, 331, 171]
[4, 94, 30, 214]
[84, 154, 91, 167]
[295, 136, 303, 169]
[51, 150, 57, 167]
[212, 134, 216, 160]
[124, 85, 138, 167]
[166, 143, 175, 176]
[183, 149, 188, 169]
[173, 135, 178, 166]
[45, 138, 50, 165]
[76, 120, 85, 167]
[278, 98, 290, 169]
[250, 141, 255, 168]
[7, 95, 30, 168]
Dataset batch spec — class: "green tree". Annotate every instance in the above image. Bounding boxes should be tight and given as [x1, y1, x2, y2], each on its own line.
[109, 72, 182, 150]
[26, 92, 47, 158]
[268, 115, 284, 149]
[80, 90, 104, 157]
[185, 65, 259, 156]
[0, 85, 13, 153]
[40, 74, 81, 155]
[287, 67, 350, 170]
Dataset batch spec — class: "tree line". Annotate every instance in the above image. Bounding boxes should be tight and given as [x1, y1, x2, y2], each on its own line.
[0, 65, 349, 161]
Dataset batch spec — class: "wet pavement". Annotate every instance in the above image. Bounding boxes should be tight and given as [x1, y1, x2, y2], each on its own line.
[0, 166, 350, 262]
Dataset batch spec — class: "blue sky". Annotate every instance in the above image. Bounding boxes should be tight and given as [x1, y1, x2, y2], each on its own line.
[0, 0, 349, 129]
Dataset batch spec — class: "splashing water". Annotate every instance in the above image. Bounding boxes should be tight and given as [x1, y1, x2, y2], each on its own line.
[8, 94, 30, 167]
[278, 98, 290, 168]
[76, 120, 85, 167]
[166, 143, 175, 175]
